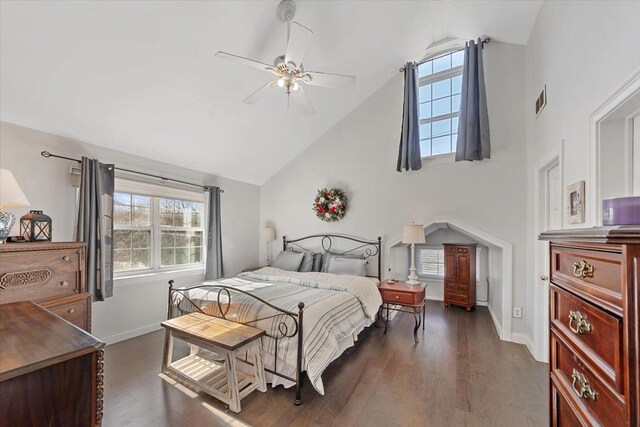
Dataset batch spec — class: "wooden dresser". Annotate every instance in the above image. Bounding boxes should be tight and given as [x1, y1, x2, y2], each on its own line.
[540, 227, 640, 426]
[443, 243, 476, 311]
[0, 301, 105, 426]
[0, 242, 91, 332]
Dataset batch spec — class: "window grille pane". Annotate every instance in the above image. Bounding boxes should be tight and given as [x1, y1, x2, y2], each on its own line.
[161, 248, 175, 266]
[432, 118, 451, 138]
[433, 54, 451, 73]
[418, 61, 432, 77]
[418, 248, 445, 277]
[420, 139, 432, 157]
[452, 94, 461, 113]
[452, 75, 462, 95]
[132, 249, 149, 269]
[160, 230, 203, 267]
[452, 50, 464, 67]
[452, 117, 459, 132]
[419, 84, 431, 101]
[419, 102, 432, 120]
[115, 230, 131, 250]
[432, 97, 451, 117]
[132, 206, 150, 226]
[114, 202, 131, 225]
[432, 79, 451, 99]
[432, 136, 451, 156]
[419, 123, 431, 140]
[114, 249, 132, 272]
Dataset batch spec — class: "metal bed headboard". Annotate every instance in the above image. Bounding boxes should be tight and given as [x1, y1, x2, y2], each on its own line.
[282, 234, 382, 281]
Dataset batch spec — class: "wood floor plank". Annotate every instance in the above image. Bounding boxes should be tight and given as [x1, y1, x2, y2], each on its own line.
[103, 302, 548, 426]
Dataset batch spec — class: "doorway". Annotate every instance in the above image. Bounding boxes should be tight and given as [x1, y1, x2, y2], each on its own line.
[533, 151, 562, 363]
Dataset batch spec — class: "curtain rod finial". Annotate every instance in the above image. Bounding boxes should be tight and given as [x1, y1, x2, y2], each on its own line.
[41, 151, 51, 158]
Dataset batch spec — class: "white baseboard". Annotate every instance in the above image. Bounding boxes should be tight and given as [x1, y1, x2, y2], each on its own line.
[99, 322, 163, 345]
[511, 332, 535, 357]
[487, 303, 503, 339]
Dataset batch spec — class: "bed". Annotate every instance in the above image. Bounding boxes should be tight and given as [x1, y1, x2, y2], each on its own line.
[166, 234, 382, 405]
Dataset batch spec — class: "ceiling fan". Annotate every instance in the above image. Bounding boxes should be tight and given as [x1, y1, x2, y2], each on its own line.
[215, 0, 356, 116]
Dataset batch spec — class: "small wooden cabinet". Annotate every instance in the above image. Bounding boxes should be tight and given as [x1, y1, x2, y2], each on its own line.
[443, 243, 476, 311]
[0, 242, 91, 331]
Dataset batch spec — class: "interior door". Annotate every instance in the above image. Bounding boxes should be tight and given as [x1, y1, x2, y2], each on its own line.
[633, 114, 640, 194]
[538, 162, 561, 362]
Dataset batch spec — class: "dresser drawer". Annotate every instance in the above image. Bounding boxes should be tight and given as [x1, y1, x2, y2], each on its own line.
[40, 294, 90, 331]
[445, 290, 469, 304]
[551, 331, 625, 427]
[550, 244, 624, 314]
[550, 285, 624, 393]
[0, 272, 80, 304]
[382, 290, 414, 305]
[0, 249, 82, 275]
[551, 379, 587, 427]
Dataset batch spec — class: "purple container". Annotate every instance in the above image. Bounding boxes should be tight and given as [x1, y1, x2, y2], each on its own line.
[603, 196, 640, 226]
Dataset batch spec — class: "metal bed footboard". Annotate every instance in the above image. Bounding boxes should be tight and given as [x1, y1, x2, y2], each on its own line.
[166, 280, 306, 405]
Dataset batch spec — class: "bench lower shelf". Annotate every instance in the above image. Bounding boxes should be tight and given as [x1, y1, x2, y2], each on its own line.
[167, 353, 260, 403]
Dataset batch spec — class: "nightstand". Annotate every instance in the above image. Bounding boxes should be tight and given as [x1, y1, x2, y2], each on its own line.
[378, 281, 427, 343]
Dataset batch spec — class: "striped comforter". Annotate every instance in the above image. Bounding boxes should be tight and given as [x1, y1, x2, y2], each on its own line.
[172, 267, 382, 394]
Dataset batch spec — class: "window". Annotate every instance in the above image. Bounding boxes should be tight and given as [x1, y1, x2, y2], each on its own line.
[417, 246, 481, 281]
[417, 50, 464, 158]
[114, 190, 204, 275]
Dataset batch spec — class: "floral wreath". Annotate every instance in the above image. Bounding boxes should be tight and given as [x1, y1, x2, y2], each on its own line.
[313, 188, 347, 222]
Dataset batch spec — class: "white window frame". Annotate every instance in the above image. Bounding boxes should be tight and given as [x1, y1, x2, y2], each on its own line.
[416, 245, 481, 283]
[418, 51, 464, 159]
[113, 179, 206, 280]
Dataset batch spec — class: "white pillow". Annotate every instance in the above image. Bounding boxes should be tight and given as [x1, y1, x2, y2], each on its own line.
[272, 251, 304, 271]
[327, 257, 367, 276]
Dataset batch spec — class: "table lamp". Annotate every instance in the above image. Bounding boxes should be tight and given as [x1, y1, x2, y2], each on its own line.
[402, 223, 425, 285]
[0, 169, 30, 243]
[261, 226, 276, 265]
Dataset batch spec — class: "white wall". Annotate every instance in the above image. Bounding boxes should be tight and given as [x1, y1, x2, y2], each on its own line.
[260, 41, 529, 336]
[525, 0, 640, 356]
[0, 121, 260, 343]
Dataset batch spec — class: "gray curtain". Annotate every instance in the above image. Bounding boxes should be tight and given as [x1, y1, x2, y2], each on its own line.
[397, 62, 422, 172]
[205, 186, 223, 280]
[456, 39, 491, 162]
[76, 157, 115, 302]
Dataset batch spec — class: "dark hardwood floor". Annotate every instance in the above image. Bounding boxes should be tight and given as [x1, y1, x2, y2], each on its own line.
[103, 302, 548, 426]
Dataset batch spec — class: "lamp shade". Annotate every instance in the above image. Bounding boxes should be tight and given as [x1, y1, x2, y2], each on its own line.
[402, 224, 425, 244]
[261, 226, 276, 242]
[0, 169, 30, 207]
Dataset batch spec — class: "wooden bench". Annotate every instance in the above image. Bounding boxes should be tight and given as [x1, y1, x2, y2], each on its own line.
[161, 312, 267, 413]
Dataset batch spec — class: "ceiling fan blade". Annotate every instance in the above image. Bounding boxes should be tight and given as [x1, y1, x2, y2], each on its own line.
[302, 71, 356, 89]
[291, 85, 316, 116]
[215, 51, 276, 74]
[242, 81, 277, 105]
[285, 22, 313, 67]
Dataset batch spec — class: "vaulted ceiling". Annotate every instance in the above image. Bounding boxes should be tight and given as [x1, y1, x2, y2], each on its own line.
[0, 1, 542, 184]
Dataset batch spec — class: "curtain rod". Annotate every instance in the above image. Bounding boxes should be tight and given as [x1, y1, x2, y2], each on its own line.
[41, 151, 224, 193]
[399, 37, 491, 72]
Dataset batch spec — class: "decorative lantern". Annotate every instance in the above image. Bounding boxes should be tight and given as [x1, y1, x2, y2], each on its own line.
[20, 210, 52, 242]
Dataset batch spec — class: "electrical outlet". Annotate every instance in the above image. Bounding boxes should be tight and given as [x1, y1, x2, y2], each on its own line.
[513, 306, 523, 318]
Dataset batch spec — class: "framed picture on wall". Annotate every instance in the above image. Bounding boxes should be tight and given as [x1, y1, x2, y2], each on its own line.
[567, 180, 585, 224]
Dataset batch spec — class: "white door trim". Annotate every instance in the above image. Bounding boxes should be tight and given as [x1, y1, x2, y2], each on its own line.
[589, 67, 640, 226]
[532, 142, 564, 363]
[385, 217, 514, 342]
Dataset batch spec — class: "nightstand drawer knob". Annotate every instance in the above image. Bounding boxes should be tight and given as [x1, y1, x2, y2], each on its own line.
[395, 296, 399, 300]
[68, 308, 75, 314]
[62, 255, 70, 262]
[59, 281, 69, 287]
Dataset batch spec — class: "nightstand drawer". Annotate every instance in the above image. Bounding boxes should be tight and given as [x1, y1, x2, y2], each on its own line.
[382, 290, 414, 305]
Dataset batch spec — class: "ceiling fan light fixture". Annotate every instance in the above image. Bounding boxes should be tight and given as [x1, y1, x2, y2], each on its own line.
[277, 78, 285, 88]
[292, 82, 300, 92]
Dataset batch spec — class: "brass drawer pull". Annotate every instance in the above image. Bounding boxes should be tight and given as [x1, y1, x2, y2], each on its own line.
[62, 255, 70, 262]
[395, 296, 399, 300]
[68, 308, 75, 314]
[573, 260, 594, 278]
[59, 281, 69, 287]
[571, 369, 597, 401]
[568, 311, 592, 334]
